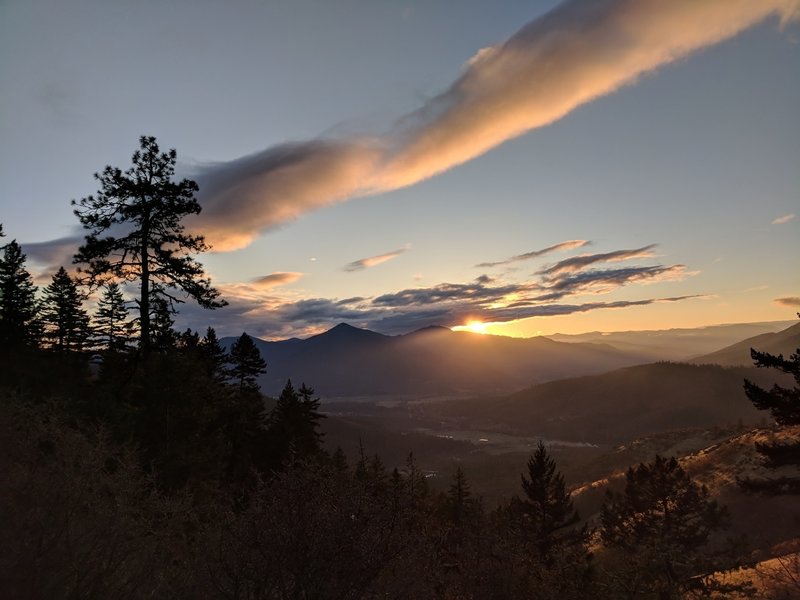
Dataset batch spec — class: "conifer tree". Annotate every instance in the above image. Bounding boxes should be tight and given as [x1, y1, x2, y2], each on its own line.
[149, 295, 176, 351]
[94, 282, 132, 352]
[267, 380, 325, 460]
[201, 327, 229, 384]
[514, 441, 580, 560]
[229, 333, 266, 392]
[72, 136, 226, 354]
[446, 467, 478, 526]
[41, 267, 89, 352]
[744, 337, 800, 426]
[0, 239, 40, 346]
[600, 455, 738, 598]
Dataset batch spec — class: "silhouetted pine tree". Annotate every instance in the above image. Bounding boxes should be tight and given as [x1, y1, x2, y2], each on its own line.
[266, 380, 325, 464]
[744, 339, 800, 427]
[73, 136, 226, 354]
[149, 295, 177, 351]
[94, 282, 132, 352]
[41, 267, 89, 352]
[228, 333, 266, 393]
[740, 323, 800, 492]
[200, 327, 229, 384]
[0, 239, 40, 346]
[514, 441, 581, 560]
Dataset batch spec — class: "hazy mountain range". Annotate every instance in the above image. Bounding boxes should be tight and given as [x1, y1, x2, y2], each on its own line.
[224, 323, 647, 397]
[225, 320, 797, 399]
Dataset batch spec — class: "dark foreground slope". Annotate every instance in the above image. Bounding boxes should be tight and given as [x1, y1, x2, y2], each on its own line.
[226, 323, 647, 397]
[423, 362, 789, 444]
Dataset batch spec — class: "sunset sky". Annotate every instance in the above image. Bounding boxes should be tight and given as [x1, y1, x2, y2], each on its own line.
[1, 0, 798, 339]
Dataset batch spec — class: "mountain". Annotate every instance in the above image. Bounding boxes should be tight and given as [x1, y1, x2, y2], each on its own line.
[548, 320, 796, 362]
[223, 323, 648, 397]
[421, 362, 791, 444]
[691, 321, 800, 366]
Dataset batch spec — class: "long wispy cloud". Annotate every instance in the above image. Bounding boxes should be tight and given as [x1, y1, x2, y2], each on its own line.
[343, 245, 410, 272]
[538, 245, 658, 277]
[771, 213, 796, 225]
[476, 239, 589, 268]
[189, 0, 797, 250]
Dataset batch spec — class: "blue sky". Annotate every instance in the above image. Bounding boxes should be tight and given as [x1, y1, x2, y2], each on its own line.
[1, 0, 798, 338]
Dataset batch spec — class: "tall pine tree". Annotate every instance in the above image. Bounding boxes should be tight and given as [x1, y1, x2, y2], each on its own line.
[73, 136, 226, 354]
[229, 333, 266, 393]
[0, 240, 40, 346]
[41, 267, 89, 352]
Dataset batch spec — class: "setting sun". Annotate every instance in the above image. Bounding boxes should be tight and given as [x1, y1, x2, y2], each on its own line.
[455, 320, 490, 335]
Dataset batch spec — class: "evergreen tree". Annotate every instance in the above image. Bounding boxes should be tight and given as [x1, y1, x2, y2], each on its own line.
[740, 323, 800, 492]
[600, 455, 740, 599]
[200, 327, 229, 384]
[41, 267, 89, 352]
[229, 333, 266, 392]
[72, 135, 226, 354]
[267, 380, 325, 461]
[94, 282, 132, 352]
[744, 338, 800, 426]
[0, 240, 40, 346]
[446, 466, 479, 527]
[514, 441, 580, 560]
[149, 295, 176, 351]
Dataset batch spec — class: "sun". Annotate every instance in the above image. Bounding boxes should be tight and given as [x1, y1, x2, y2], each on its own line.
[463, 320, 489, 334]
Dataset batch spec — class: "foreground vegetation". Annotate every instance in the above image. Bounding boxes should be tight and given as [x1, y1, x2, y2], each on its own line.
[1, 138, 797, 598]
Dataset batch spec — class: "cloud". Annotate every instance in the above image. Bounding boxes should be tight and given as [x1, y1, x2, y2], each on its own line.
[771, 213, 796, 225]
[539, 245, 658, 277]
[251, 272, 303, 288]
[188, 0, 796, 250]
[188, 241, 698, 337]
[774, 296, 800, 307]
[343, 245, 410, 272]
[475, 239, 589, 268]
[22, 235, 82, 268]
[532, 264, 693, 301]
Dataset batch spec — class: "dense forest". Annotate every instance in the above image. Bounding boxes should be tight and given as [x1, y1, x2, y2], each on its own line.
[1, 138, 798, 599]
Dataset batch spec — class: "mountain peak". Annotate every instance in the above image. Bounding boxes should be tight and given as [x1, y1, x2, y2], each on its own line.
[308, 322, 387, 343]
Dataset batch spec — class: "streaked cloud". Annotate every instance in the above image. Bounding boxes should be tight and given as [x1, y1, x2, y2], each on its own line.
[22, 235, 81, 269]
[539, 245, 658, 277]
[774, 296, 800, 307]
[533, 264, 693, 301]
[343, 245, 410, 272]
[476, 239, 589, 268]
[251, 272, 303, 288]
[188, 1, 796, 250]
[183, 241, 698, 338]
[771, 213, 796, 225]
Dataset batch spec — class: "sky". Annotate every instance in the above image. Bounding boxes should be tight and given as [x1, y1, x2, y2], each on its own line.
[1, 0, 799, 340]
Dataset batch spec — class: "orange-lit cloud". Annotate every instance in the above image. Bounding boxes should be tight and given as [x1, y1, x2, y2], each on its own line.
[343, 245, 410, 272]
[771, 213, 796, 225]
[251, 272, 303, 288]
[191, 0, 797, 250]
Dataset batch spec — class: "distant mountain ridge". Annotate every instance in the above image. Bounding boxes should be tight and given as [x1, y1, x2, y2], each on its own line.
[549, 320, 795, 361]
[690, 321, 800, 366]
[223, 323, 648, 397]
